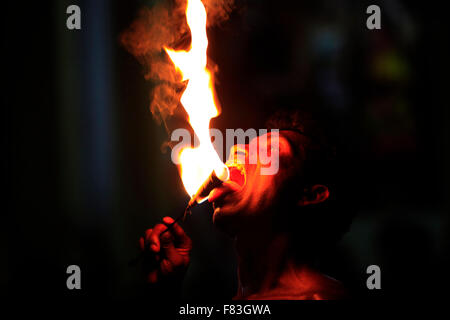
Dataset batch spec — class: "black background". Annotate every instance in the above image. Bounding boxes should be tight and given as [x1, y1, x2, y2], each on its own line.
[3, 0, 449, 302]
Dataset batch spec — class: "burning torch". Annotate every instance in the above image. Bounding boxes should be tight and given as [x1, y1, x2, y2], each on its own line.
[128, 0, 236, 266]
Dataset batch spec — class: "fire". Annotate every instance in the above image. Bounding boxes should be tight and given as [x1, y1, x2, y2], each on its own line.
[165, 0, 227, 197]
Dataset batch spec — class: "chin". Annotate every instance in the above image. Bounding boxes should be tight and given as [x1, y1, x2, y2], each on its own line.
[212, 205, 241, 236]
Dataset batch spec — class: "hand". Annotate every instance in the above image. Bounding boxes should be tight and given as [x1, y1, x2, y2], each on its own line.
[139, 216, 192, 284]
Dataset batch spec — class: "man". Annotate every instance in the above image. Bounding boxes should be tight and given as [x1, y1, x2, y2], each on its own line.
[139, 110, 352, 300]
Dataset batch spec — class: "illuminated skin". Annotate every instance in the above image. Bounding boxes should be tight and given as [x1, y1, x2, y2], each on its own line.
[208, 131, 308, 232]
[141, 131, 346, 299]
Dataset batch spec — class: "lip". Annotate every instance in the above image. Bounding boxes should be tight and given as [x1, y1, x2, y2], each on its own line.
[208, 164, 246, 204]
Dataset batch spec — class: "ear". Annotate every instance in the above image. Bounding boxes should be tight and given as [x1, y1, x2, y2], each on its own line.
[297, 184, 329, 206]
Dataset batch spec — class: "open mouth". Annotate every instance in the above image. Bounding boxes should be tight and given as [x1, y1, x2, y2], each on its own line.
[208, 164, 246, 204]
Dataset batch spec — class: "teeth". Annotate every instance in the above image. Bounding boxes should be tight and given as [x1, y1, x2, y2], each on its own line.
[226, 162, 243, 171]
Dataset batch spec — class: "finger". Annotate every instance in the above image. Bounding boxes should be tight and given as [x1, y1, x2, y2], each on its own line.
[162, 216, 192, 249]
[159, 230, 179, 259]
[143, 228, 153, 249]
[145, 228, 153, 239]
[147, 269, 158, 284]
[148, 224, 168, 253]
[160, 259, 175, 276]
[139, 237, 145, 251]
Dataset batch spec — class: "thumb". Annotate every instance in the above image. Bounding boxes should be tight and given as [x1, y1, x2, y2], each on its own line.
[159, 231, 180, 261]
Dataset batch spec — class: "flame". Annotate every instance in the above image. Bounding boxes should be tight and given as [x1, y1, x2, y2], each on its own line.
[165, 0, 226, 197]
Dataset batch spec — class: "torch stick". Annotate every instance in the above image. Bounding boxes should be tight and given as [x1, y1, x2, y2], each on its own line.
[160, 166, 229, 236]
[160, 165, 229, 236]
[160, 206, 191, 235]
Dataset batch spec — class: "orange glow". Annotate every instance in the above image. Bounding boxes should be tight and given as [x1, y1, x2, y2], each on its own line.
[165, 0, 227, 197]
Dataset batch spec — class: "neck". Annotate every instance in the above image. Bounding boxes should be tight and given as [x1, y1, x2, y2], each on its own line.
[233, 223, 312, 299]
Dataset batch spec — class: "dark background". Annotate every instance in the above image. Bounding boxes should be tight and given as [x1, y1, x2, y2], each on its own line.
[3, 0, 449, 301]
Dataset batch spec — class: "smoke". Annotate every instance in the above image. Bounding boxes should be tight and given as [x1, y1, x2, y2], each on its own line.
[204, 0, 235, 27]
[120, 0, 235, 133]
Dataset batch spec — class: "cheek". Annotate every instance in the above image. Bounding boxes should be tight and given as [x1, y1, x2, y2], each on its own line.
[257, 157, 295, 198]
[252, 172, 279, 202]
[251, 175, 280, 210]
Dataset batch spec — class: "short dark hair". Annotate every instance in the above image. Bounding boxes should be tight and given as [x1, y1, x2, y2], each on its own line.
[266, 108, 353, 259]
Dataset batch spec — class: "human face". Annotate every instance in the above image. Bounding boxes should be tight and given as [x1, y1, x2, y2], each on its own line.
[208, 130, 303, 232]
